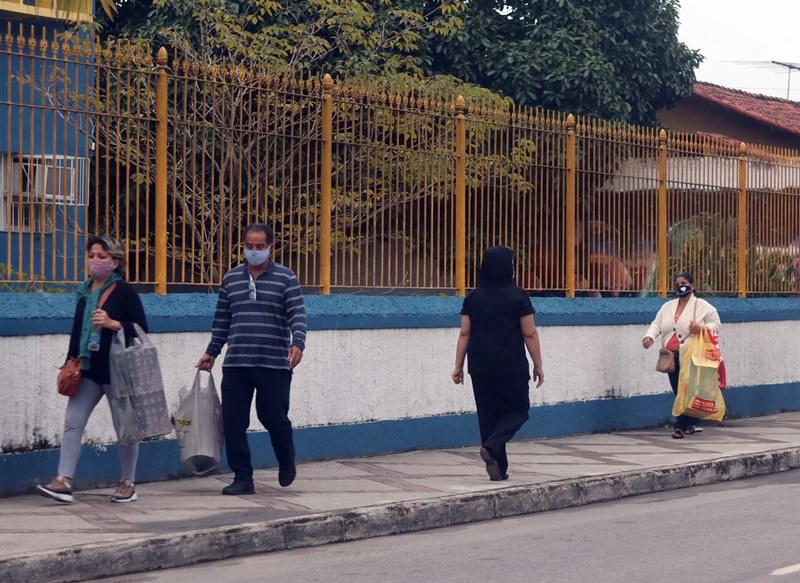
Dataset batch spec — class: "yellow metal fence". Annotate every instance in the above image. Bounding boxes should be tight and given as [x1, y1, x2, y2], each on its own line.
[1, 27, 799, 296]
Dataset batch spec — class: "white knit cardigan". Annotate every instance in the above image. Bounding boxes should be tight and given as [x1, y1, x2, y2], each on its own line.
[643, 295, 721, 357]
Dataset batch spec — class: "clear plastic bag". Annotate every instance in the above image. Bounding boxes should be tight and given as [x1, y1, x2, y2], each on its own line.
[174, 371, 224, 476]
[109, 324, 173, 443]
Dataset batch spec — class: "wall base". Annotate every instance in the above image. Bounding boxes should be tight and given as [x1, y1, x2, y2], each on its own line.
[2, 383, 798, 497]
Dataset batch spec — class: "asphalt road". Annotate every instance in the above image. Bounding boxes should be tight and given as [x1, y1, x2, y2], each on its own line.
[98, 470, 800, 583]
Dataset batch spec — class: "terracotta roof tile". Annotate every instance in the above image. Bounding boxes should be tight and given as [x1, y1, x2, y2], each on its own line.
[694, 82, 800, 137]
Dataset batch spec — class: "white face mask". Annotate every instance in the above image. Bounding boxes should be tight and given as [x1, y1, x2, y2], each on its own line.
[244, 248, 270, 266]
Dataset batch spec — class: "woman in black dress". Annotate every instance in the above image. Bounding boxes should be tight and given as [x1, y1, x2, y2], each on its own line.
[452, 246, 544, 481]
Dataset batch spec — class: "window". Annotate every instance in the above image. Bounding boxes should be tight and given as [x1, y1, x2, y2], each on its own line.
[0, 0, 93, 22]
[0, 155, 87, 232]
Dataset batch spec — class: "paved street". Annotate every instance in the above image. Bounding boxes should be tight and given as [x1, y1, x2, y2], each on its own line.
[98, 469, 800, 583]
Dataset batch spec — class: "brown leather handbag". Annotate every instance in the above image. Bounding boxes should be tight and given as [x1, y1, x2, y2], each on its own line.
[655, 301, 698, 374]
[57, 283, 118, 397]
[655, 349, 676, 373]
[57, 358, 83, 396]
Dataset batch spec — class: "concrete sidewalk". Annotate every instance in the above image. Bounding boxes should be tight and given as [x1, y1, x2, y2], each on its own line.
[3, 412, 800, 583]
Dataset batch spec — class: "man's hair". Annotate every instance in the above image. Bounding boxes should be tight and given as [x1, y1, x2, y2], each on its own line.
[244, 223, 274, 244]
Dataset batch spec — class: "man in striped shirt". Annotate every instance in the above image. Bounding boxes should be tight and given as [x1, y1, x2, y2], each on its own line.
[197, 223, 307, 495]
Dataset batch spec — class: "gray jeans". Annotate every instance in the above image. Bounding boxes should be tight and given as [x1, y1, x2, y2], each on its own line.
[57, 377, 139, 482]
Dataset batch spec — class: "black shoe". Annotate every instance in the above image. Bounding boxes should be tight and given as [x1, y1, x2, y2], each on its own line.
[222, 480, 255, 495]
[480, 447, 503, 481]
[278, 461, 296, 488]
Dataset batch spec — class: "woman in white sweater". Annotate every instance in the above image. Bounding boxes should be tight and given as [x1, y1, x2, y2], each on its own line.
[642, 272, 721, 438]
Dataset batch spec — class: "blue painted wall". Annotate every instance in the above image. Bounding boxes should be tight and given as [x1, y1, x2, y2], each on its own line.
[0, 18, 92, 282]
[0, 216, 87, 282]
[0, 18, 93, 156]
[2, 294, 800, 336]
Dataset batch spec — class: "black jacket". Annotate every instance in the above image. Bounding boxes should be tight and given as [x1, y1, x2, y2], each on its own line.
[67, 279, 148, 385]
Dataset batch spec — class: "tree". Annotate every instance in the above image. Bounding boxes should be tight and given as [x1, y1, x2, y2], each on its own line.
[98, 0, 466, 79]
[68, 0, 510, 287]
[419, 0, 702, 125]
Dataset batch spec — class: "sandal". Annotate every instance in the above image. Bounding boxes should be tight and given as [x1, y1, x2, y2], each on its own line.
[671, 429, 685, 439]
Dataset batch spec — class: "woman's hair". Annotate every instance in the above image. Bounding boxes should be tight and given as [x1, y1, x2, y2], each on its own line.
[674, 271, 694, 285]
[477, 246, 516, 288]
[86, 235, 127, 275]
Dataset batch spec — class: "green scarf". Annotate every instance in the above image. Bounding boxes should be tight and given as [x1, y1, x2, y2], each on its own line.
[76, 273, 121, 370]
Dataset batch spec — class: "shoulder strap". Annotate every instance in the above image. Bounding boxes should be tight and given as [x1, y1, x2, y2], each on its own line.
[679, 298, 700, 346]
[98, 283, 118, 309]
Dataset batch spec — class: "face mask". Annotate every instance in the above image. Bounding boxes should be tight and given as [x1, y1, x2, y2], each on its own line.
[88, 258, 117, 280]
[675, 284, 692, 297]
[244, 248, 270, 266]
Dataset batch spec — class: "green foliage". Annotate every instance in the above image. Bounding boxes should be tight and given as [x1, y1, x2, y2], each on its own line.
[80, 0, 513, 285]
[100, 0, 466, 78]
[419, 0, 702, 125]
[78, 0, 699, 288]
[0, 264, 72, 293]
[642, 213, 800, 296]
[667, 213, 738, 294]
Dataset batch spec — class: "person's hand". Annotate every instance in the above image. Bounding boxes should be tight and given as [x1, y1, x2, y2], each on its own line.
[642, 337, 654, 349]
[196, 354, 215, 371]
[689, 321, 703, 335]
[451, 367, 464, 384]
[288, 346, 304, 369]
[533, 365, 544, 388]
[92, 309, 120, 331]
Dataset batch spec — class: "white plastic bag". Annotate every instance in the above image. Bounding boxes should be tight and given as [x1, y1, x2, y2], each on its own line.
[174, 371, 224, 476]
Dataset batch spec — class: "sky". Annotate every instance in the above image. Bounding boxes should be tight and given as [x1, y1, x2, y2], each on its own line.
[678, 0, 800, 101]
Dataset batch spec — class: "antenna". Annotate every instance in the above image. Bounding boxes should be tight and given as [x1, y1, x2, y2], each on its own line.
[771, 61, 800, 99]
[723, 60, 800, 99]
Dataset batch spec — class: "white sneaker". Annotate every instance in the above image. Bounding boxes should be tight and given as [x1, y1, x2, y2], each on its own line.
[37, 478, 74, 504]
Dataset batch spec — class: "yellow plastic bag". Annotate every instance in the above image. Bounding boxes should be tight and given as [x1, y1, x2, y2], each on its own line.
[672, 328, 725, 422]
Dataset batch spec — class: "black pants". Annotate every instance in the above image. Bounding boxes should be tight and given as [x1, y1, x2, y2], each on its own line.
[667, 351, 697, 432]
[470, 373, 531, 475]
[221, 366, 294, 481]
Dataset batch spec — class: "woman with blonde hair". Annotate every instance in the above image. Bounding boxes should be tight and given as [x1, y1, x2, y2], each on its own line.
[37, 236, 148, 503]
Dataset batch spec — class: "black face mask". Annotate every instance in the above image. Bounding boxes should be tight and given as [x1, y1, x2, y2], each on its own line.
[675, 284, 692, 297]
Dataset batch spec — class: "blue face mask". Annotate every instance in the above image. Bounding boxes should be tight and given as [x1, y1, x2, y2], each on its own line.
[244, 248, 270, 266]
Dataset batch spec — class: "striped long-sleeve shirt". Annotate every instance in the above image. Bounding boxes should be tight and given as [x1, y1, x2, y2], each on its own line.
[206, 262, 307, 370]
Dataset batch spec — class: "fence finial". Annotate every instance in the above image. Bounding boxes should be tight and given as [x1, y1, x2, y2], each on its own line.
[659, 129, 667, 144]
[322, 74, 333, 91]
[456, 95, 465, 114]
[157, 46, 168, 66]
[740, 142, 747, 155]
[566, 113, 575, 129]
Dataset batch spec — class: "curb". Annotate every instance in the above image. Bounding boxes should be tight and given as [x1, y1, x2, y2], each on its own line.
[3, 447, 800, 583]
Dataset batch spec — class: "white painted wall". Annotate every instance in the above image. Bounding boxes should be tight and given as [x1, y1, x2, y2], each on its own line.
[1, 321, 797, 451]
